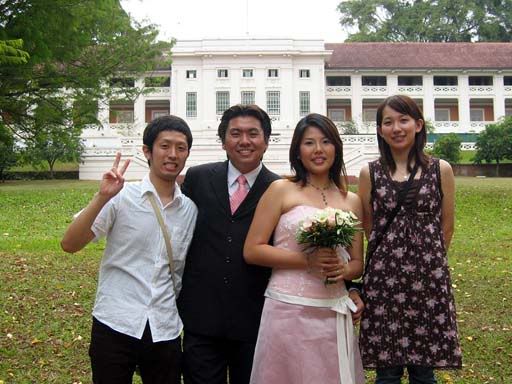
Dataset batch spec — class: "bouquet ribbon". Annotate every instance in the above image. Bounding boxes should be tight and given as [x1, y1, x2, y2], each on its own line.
[265, 289, 358, 384]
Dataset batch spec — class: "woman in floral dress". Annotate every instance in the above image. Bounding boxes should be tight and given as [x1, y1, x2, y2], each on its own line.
[358, 95, 462, 384]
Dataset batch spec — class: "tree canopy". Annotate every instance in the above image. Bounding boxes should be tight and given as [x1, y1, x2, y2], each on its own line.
[432, 133, 462, 164]
[337, 0, 512, 42]
[0, 39, 29, 65]
[474, 117, 512, 176]
[0, 0, 172, 140]
[0, 124, 17, 181]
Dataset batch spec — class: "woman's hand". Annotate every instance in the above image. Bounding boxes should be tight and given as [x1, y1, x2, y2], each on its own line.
[306, 247, 340, 279]
[322, 257, 347, 283]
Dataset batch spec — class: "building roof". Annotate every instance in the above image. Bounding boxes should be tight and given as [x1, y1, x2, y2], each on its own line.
[325, 42, 512, 70]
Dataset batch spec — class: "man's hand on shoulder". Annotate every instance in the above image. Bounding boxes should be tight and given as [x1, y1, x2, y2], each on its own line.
[349, 289, 364, 324]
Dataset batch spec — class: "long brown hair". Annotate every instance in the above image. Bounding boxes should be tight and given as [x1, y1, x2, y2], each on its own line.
[376, 95, 429, 173]
[289, 113, 348, 192]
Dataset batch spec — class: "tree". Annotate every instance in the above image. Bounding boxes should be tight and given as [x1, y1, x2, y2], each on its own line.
[473, 117, 512, 176]
[0, 124, 17, 182]
[338, 119, 359, 135]
[0, 0, 172, 141]
[20, 99, 84, 178]
[337, 0, 512, 42]
[432, 133, 462, 164]
[425, 119, 435, 134]
[0, 39, 29, 65]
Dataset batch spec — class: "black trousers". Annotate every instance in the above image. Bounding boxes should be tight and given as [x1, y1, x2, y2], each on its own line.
[89, 317, 182, 384]
[182, 331, 256, 384]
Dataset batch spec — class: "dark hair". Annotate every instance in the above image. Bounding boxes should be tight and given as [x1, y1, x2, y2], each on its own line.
[143, 115, 193, 165]
[289, 113, 348, 192]
[376, 95, 429, 173]
[217, 104, 272, 144]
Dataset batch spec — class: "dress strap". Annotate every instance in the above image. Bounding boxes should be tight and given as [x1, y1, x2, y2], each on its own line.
[433, 158, 444, 199]
[368, 160, 378, 198]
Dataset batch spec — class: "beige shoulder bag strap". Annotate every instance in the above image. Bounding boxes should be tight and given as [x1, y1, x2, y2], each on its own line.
[147, 194, 177, 294]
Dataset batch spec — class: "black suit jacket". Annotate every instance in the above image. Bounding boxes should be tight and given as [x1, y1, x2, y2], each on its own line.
[178, 161, 281, 342]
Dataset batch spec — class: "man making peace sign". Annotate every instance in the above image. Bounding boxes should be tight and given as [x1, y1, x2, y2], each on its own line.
[61, 115, 197, 384]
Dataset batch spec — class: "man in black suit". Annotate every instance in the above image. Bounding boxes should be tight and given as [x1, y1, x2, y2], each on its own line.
[178, 104, 280, 384]
[179, 104, 364, 384]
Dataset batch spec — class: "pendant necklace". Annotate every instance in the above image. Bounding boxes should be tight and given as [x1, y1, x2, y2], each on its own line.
[307, 181, 332, 207]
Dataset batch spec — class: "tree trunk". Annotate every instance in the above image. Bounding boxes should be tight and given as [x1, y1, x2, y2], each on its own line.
[48, 160, 56, 179]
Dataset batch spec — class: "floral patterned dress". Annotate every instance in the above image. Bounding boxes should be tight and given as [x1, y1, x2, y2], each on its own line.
[360, 158, 462, 369]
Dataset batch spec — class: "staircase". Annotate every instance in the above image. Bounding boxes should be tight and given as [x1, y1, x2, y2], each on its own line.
[79, 130, 379, 181]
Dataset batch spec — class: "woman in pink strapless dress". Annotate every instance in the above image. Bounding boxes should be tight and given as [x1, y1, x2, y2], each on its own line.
[244, 114, 365, 384]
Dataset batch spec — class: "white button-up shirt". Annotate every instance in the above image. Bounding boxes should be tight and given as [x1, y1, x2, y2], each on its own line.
[88, 174, 197, 342]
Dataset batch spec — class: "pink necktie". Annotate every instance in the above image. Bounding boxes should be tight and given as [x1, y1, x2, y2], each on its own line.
[230, 175, 248, 214]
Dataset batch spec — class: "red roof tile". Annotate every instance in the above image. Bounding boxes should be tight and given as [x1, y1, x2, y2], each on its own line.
[325, 43, 512, 70]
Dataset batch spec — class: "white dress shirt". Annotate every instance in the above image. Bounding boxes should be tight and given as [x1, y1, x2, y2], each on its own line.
[227, 161, 262, 196]
[88, 174, 197, 342]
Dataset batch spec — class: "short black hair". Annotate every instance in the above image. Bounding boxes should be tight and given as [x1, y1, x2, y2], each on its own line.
[217, 104, 272, 144]
[289, 113, 348, 192]
[143, 115, 193, 150]
[143, 115, 193, 166]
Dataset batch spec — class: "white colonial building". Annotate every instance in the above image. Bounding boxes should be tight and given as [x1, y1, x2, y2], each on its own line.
[80, 39, 512, 179]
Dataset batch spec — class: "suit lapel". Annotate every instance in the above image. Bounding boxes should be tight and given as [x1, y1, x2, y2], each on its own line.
[209, 161, 231, 215]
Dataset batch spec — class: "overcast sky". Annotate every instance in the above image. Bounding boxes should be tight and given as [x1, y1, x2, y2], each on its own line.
[121, 0, 348, 43]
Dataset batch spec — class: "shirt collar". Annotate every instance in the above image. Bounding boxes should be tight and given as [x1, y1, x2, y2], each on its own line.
[227, 161, 262, 189]
[140, 173, 183, 206]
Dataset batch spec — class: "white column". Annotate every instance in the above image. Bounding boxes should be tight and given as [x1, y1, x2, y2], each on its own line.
[351, 74, 363, 130]
[494, 74, 505, 120]
[458, 74, 470, 133]
[170, 68, 178, 116]
[318, 66, 326, 116]
[423, 74, 435, 122]
[134, 77, 145, 134]
[388, 73, 398, 95]
[98, 97, 110, 130]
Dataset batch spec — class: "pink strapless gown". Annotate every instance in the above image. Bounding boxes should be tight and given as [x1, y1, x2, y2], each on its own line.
[250, 205, 365, 384]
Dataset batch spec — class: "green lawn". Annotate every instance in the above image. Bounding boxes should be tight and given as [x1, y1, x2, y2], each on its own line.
[9, 161, 80, 172]
[0, 178, 511, 383]
[459, 150, 512, 164]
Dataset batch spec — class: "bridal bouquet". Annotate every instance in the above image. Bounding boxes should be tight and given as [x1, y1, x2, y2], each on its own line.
[297, 207, 360, 249]
[297, 207, 360, 283]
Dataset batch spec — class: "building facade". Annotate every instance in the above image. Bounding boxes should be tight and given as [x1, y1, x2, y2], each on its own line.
[80, 39, 512, 179]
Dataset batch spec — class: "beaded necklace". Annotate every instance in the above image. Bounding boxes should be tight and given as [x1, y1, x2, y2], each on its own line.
[307, 181, 332, 207]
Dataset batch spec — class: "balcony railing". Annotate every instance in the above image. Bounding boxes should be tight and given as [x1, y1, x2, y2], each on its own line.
[469, 121, 492, 131]
[433, 121, 460, 130]
[469, 85, 494, 94]
[433, 86, 458, 94]
[397, 85, 423, 94]
[326, 86, 351, 95]
[361, 86, 387, 94]
[145, 86, 172, 96]
[340, 134, 377, 145]
[111, 122, 138, 136]
[425, 142, 476, 150]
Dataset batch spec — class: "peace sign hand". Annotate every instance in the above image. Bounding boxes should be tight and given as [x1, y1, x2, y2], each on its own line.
[98, 152, 131, 199]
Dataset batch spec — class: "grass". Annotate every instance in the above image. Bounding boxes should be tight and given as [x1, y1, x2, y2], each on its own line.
[9, 161, 79, 172]
[459, 151, 512, 164]
[0, 178, 511, 383]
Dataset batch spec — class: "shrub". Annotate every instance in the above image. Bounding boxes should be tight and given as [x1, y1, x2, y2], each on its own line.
[432, 133, 462, 164]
